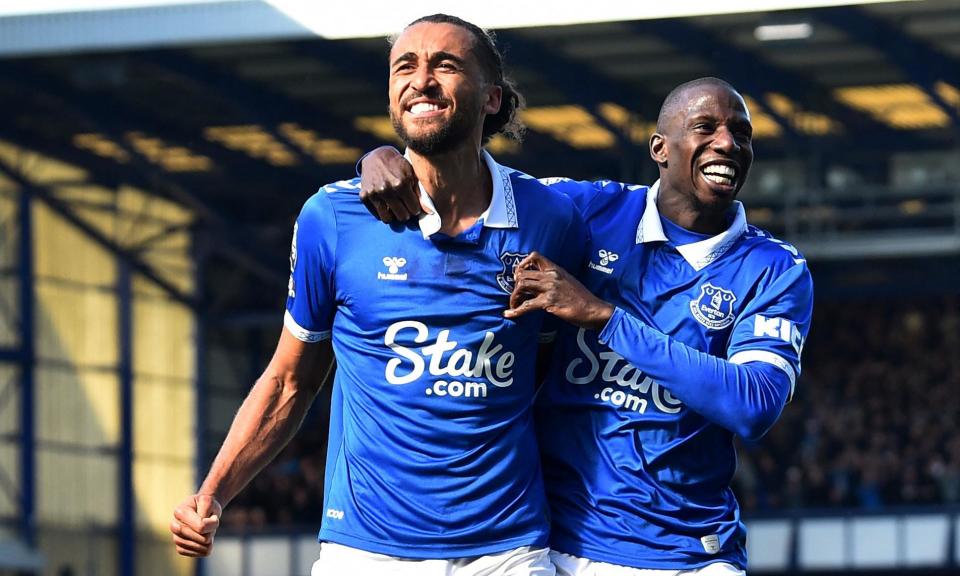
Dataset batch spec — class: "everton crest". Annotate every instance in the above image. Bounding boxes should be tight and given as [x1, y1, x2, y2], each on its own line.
[496, 252, 529, 294]
[689, 283, 737, 330]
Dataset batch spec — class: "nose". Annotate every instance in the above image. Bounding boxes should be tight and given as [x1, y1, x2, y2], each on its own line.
[410, 64, 438, 93]
[712, 126, 740, 154]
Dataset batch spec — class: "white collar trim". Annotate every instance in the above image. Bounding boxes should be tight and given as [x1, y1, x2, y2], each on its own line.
[408, 149, 517, 239]
[635, 179, 748, 271]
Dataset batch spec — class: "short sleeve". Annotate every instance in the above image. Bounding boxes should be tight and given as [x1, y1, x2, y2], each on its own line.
[284, 192, 338, 342]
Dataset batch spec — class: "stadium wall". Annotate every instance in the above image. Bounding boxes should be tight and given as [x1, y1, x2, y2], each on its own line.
[0, 142, 198, 576]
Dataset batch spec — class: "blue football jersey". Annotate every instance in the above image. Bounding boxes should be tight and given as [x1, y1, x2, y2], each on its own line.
[535, 179, 813, 570]
[285, 152, 587, 558]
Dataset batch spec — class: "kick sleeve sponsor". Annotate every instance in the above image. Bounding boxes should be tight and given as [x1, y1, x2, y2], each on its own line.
[727, 262, 813, 400]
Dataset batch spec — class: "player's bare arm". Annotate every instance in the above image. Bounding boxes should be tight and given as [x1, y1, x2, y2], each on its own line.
[170, 329, 333, 557]
[359, 145, 423, 222]
[505, 251, 614, 331]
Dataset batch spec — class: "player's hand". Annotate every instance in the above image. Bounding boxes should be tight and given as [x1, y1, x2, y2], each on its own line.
[505, 252, 615, 331]
[171, 493, 223, 557]
[359, 146, 426, 222]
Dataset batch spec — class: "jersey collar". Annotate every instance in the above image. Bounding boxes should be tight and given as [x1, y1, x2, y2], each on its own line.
[636, 179, 748, 271]
[407, 149, 518, 238]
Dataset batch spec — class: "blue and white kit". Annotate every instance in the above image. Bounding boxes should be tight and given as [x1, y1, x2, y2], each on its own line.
[285, 152, 587, 559]
[536, 179, 813, 570]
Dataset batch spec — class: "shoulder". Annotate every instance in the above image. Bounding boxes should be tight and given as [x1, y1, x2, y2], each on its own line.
[300, 177, 364, 222]
[587, 179, 648, 206]
[314, 176, 362, 209]
[318, 176, 362, 195]
[533, 177, 649, 218]
[503, 166, 579, 219]
[582, 180, 649, 222]
[739, 224, 811, 279]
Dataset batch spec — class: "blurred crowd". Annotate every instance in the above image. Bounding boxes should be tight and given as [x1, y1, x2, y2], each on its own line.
[734, 295, 960, 511]
[223, 294, 960, 529]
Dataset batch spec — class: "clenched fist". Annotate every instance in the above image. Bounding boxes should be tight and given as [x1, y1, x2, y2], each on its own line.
[171, 494, 223, 557]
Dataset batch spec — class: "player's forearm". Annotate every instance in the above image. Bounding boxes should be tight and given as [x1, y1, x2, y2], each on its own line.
[599, 307, 790, 440]
[198, 371, 319, 506]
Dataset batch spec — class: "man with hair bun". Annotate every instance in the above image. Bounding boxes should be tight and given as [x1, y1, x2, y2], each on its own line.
[170, 14, 585, 575]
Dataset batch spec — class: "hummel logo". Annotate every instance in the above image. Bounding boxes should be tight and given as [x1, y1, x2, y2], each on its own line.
[598, 249, 619, 266]
[383, 256, 406, 273]
[378, 256, 408, 281]
[588, 249, 619, 274]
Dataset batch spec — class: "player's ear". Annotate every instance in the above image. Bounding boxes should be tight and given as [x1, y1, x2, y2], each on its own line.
[484, 84, 502, 115]
[649, 132, 668, 166]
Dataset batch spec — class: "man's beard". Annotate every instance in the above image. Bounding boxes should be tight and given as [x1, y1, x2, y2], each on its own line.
[391, 102, 478, 155]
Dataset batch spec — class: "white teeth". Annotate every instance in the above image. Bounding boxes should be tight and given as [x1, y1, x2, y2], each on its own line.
[702, 164, 735, 177]
[702, 164, 736, 185]
[704, 174, 731, 184]
[410, 102, 441, 114]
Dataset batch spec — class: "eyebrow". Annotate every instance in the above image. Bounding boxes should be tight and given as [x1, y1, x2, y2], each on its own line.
[430, 51, 466, 67]
[390, 51, 467, 69]
[391, 52, 417, 68]
[686, 112, 751, 126]
[686, 113, 716, 125]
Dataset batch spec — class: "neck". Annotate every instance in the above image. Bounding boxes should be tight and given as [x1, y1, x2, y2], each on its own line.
[408, 141, 492, 236]
[656, 184, 732, 236]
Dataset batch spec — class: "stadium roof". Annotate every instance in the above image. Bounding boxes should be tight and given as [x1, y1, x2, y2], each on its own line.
[0, 1, 916, 49]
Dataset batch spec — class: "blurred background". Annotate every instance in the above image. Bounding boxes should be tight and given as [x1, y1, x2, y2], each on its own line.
[0, 0, 958, 574]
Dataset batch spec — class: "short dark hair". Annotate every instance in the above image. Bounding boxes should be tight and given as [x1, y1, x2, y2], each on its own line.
[397, 14, 526, 145]
[656, 77, 740, 132]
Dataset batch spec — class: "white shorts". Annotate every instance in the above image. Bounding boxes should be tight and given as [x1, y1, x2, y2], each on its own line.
[550, 551, 745, 576]
[312, 542, 556, 576]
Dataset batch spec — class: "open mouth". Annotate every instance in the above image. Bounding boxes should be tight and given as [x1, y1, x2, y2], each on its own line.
[406, 100, 449, 117]
[700, 162, 737, 188]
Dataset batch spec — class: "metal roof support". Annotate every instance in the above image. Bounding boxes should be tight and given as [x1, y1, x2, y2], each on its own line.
[193, 230, 209, 576]
[634, 18, 919, 148]
[289, 37, 389, 76]
[818, 6, 960, 129]
[140, 49, 388, 157]
[496, 28, 807, 150]
[496, 30, 656, 151]
[17, 183, 36, 550]
[0, 161, 197, 309]
[117, 260, 135, 576]
[494, 29, 804, 177]
[0, 60, 306, 187]
[7, 130, 287, 305]
[0, 81, 287, 294]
